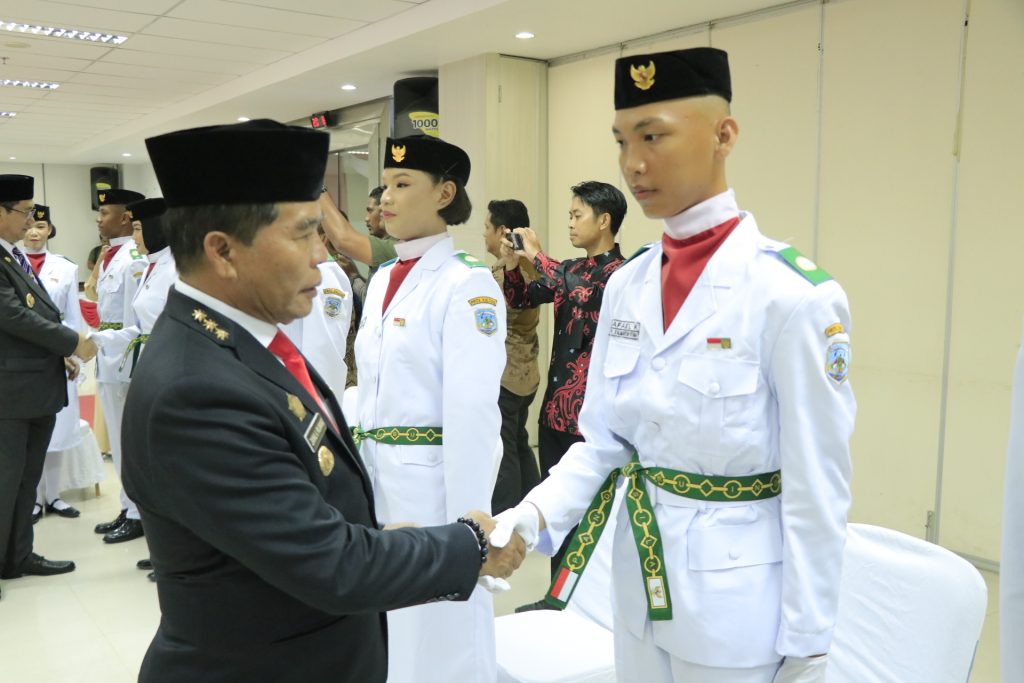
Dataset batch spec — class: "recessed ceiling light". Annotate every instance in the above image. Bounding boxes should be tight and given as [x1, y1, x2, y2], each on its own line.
[0, 111, 17, 117]
[8, 156, 15, 160]
[515, 31, 535, 40]
[341, 84, 357, 91]
[0, 20, 128, 45]
[121, 152, 132, 157]
[237, 116, 250, 122]
[1, 79, 59, 89]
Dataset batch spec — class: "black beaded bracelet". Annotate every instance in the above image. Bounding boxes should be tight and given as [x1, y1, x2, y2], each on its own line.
[456, 517, 489, 565]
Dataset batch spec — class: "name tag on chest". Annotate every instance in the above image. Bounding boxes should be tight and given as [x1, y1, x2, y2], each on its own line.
[304, 414, 327, 452]
[610, 319, 641, 341]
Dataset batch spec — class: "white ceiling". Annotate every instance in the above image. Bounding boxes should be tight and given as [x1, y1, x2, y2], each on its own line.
[0, 0, 787, 164]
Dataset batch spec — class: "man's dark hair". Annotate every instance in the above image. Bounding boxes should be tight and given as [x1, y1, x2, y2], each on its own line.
[368, 186, 384, 203]
[571, 181, 627, 236]
[164, 204, 279, 274]
[0, 201, 16, 212]
[430, 174, 472, 226]
[487, 199, 530, 231]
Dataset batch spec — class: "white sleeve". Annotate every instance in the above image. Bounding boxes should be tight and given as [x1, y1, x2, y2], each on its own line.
[768, 282, 856, 657]
[441, 268, 505, 522]
[524, 275, 633, 555]
[61, 264, 84, 333]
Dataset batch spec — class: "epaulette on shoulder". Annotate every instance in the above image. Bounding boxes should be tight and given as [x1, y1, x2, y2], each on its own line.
[453, 251, 487, 269]
[379, 257, 398, 268]
[623, 242, 655, 266]
[772, 245, 833, 286]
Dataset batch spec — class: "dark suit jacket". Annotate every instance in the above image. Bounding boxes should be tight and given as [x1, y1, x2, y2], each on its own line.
[0, 244, 78, 419]
[122, 288, 480, 683]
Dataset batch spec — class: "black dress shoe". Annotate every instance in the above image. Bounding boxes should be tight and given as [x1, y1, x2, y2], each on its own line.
[45, 500, 81, 518]
[147, 571, 156, 582]
[31, 504, 42, 525]
[137, 558, 153, 570]
[514, 599, 558, 614]
[95, 509, 127, 534]
[1, 553, 76, 579]
[103, 518, 144, 544]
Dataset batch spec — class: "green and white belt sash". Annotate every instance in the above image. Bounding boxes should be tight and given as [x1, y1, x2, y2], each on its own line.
[545, 454, 782, 621]
[98, 321, 123, 331]
[119, 334, 150, 372]
[350, 426, 443, 447]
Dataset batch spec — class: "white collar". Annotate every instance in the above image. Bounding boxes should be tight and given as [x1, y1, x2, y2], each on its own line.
[663, 189, 740, 240]
[20, 245, 45, 255]
[0, 237, 16, 254]
[173, 278, 279, 349]
[147, 247, 170, 264]
[109, 235, 133, 247]
[394, 231, 448, 261]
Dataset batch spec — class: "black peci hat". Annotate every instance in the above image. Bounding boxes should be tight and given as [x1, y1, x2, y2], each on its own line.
[97, 189, 145, 206]
[33, 204, 56, 238]
[126, 198, 166, 222]
[146, 119, 329, 207]
[383, 135, 471, 186]
[614, 47, 732, 110]
[0, 174, 33, 202]
[128, 198, 169, 254]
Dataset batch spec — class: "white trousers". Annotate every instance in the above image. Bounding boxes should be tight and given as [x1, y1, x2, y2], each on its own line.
[97, 381, 139, 519]
[614, 620, 780, 683]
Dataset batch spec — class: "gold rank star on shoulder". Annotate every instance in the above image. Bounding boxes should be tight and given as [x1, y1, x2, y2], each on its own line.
[192, 308, 229, 341]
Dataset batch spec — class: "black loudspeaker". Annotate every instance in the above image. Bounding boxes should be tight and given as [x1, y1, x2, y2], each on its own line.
[392, 77, 439, 138]
[90, 166, 120, 210]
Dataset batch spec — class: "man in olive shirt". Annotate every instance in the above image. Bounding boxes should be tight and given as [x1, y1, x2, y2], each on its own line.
[319, 186, 397, 278]
[483, 199, 541, 514]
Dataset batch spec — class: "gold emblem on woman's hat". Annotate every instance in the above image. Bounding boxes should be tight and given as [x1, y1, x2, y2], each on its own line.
[391, 144, 407, 163]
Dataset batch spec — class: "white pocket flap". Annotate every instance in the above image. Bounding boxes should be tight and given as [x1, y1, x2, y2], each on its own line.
[688, 516, 783, 570]
[399, 447, 443, 467]
[604, 341, 640, 378]
[677, 354, 759, 398]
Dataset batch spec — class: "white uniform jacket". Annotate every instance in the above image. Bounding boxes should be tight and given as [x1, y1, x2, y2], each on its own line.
[282, 260, 352, 400]
[354, 234, 505, 683]
[35, 251, 84, 451]
[93, 247, 175, 377]
[525, 204, 856, 668]
[93, 236, 148, 383]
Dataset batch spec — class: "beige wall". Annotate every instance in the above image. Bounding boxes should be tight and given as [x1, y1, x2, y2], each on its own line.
[544, 0, 1023, 562]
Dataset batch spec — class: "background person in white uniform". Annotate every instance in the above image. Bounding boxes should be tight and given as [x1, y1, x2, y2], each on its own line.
[353, 135, 506, 683]
[493, 48, 855, 683]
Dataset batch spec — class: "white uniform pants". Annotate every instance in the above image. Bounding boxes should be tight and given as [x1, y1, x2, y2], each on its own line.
[614, 619, 780, 683]
[97, 381, 139, 520]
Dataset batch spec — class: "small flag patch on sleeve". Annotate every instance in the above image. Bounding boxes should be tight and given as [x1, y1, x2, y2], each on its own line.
[547, 566, 580, 605]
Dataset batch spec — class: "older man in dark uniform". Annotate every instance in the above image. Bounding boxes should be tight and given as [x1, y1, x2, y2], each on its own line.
[121, 120, 524, 682]
[0, 175, 95, 595]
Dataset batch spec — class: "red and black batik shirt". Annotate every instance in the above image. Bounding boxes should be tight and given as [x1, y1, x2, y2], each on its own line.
[503, 245, 624, 435]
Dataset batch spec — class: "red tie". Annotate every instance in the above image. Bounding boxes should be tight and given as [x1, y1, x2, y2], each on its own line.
[660, 216, 741, 330]
[381, 258, 420, 313]
[143, 262, 156, 284]
[26, 252, 46, 276]
[102, 244, 122, 271]
[268, 331, 337, 430]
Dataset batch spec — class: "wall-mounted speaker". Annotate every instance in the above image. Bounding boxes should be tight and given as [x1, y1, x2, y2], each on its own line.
[90, 166, 120, 210]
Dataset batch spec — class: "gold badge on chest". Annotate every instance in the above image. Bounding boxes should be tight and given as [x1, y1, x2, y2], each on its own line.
[286, 393, 307, 421]
[318, 446, 335, 476]
[25, 293, 35, 308]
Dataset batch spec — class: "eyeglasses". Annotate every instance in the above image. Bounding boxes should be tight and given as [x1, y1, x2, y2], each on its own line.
[5, 205, 33, 218]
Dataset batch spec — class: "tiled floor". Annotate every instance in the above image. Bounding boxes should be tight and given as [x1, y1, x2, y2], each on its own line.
[2, 460, 1004, 681]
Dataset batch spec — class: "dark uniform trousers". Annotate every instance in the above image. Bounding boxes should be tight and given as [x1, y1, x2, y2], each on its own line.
[492, 387, 539, 515]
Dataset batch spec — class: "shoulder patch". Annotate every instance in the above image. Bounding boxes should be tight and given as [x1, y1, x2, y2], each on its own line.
[774, 246, 833, 286]
[623, 242, 655, 266]
[129, 248, 144, 260]
[453, 251, 487, 269]
[379, 257, 398, 268]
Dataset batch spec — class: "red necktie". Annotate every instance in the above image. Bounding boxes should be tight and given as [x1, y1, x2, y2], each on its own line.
[143, 262, 156, 284]
[660, 216, 741, 330]
[102, 244, 122, 271]
[381, 258, 420, 313]
[268, 331, 337, 431]
[26, 252, 46, 276]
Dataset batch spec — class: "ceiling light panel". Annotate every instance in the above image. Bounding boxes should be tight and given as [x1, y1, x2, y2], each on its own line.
[0, 79, 60, 89]
[0, 20, 128, 45]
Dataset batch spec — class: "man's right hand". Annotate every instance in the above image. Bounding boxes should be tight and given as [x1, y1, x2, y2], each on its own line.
[74, 331, 98, 361]
[462, 510, 526, 579]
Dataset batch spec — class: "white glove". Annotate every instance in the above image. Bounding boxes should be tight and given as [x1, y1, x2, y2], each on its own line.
[772, 655, 828, 683]
[476, 576, 512, 593]
[490, 502, 539, 552]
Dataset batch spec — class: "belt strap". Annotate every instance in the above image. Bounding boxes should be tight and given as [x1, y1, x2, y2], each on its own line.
[545, 454, 781, 621]
[98, 321, 123, 331]
[119, 334, 150, 373]
[351, 426, 443, 447]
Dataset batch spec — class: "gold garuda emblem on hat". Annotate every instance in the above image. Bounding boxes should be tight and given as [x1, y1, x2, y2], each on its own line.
[391, 144, 407, 163]
[98, 193, 106, 202]
[630, 61, 656, 91]
[35, 209, 44, 219]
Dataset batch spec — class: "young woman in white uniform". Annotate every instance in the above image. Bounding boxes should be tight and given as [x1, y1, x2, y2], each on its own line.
[354, 136, 506, 683]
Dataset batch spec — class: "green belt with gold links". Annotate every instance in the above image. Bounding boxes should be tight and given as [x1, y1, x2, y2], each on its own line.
[119, 334, 150, 373]
[350, 426, 443, 447]
[545, 453, 782, 621]
[98, 321, 123, 331]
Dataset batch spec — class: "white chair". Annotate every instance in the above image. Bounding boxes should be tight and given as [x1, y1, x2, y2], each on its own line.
[495, 487, 621, 683]
[829, 523, 988, 683]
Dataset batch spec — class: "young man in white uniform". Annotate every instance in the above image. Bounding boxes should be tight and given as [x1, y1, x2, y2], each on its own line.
[494, 48, 856, 683]
[90, 189, 148, 543]
[22, 206, 92, 519]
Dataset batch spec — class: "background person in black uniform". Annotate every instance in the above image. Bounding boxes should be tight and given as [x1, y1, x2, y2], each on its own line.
[0, 174, 95, 594]
[121, 120, 525, 682]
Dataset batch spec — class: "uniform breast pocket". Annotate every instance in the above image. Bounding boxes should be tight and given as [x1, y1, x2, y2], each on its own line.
[603, 341, 640, 424]
[98, 273, 122, 296]
[677, 354, 761, 456]
[399, 446, 443, 468]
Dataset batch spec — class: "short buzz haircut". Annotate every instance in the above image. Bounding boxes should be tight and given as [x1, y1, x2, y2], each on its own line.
[571, 181, 627, 236]
[368, 186, 384, 203]
[163, 203, 279, 275]
[487, 199, 530, 231]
